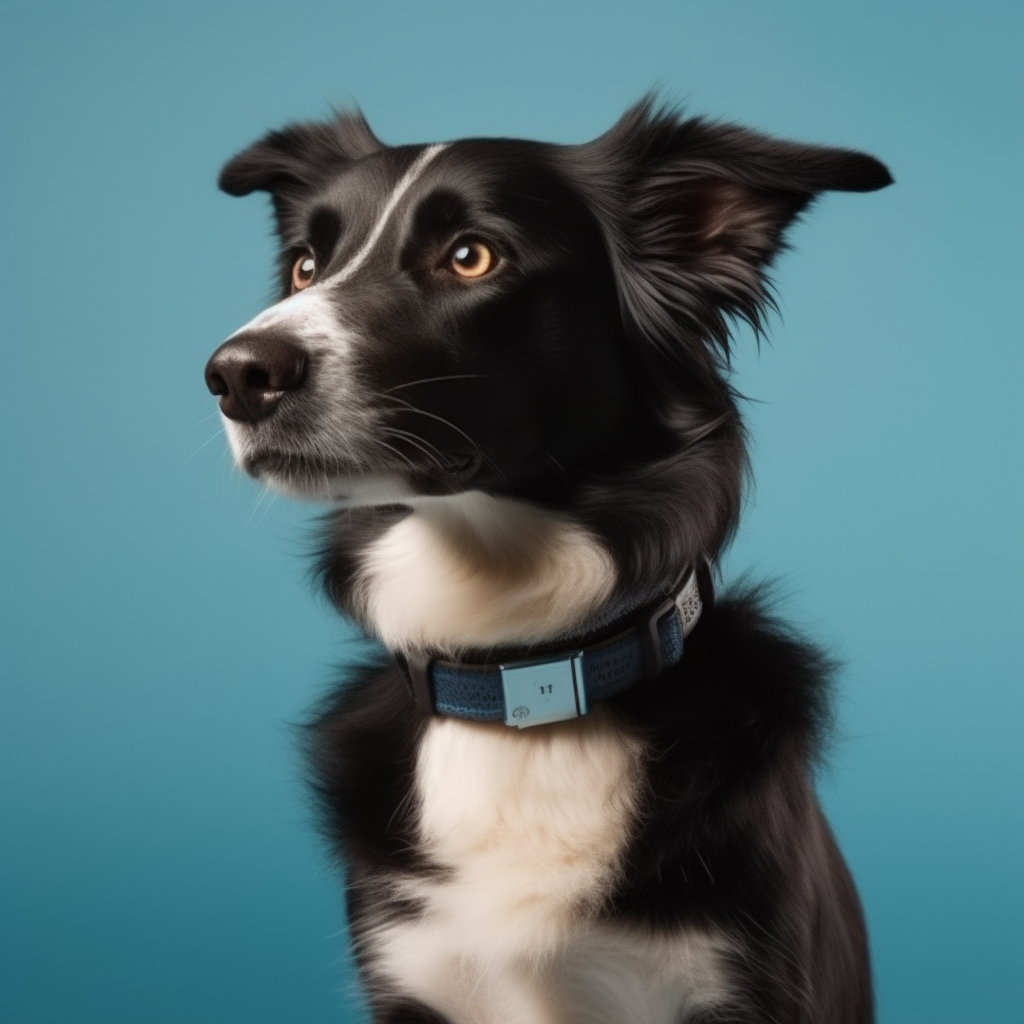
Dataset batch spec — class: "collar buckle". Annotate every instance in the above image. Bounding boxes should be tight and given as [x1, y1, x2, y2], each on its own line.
[501, 652, 587, 728]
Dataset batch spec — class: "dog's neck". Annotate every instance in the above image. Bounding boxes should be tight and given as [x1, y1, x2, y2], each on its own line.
[351, 491, 621, 659]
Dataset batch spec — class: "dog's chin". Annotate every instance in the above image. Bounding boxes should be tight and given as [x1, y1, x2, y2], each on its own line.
[248, 451, 486, 507]
[261, 469, 418, 506]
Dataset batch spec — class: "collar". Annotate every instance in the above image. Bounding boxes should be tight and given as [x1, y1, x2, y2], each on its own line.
[396, 566, 707, 728]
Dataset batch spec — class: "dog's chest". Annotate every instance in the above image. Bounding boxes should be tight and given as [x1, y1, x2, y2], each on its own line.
[364, 714, 733, 1023]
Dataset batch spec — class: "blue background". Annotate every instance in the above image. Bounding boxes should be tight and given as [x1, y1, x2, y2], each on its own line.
[2, 2, 1021, 1022]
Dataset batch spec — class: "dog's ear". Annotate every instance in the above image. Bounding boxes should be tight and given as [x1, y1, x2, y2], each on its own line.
[574, 99, 892, 377]
[219, 110, 383, 199]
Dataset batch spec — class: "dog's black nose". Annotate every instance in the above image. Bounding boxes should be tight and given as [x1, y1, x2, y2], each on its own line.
[205, 335, 308, 423]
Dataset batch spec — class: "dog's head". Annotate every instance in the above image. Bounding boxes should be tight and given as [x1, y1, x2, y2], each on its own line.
[207, 101, 890, 526]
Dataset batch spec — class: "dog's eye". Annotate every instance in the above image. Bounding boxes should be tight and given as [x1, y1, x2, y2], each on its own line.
[447, 240, 495, 280]
[292, 253, 317, 291]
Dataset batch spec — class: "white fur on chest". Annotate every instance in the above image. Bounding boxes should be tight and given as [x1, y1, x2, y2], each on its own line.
[363, 713, 733, 1023]
[355, 492, 616, 656]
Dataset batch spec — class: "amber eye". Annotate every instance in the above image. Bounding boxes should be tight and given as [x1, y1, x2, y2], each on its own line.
[291, 253, 316, 291]
[447, 239, 495, 279]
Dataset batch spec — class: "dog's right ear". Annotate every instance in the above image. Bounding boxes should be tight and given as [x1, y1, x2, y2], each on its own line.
[570, 98, 891, 398]
[218, 111, 383, 199]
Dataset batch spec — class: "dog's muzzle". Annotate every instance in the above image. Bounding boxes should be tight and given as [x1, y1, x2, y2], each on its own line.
[205, 333, 308, 423]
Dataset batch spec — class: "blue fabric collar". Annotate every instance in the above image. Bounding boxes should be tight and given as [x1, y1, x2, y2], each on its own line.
[397, 567, 705, 728]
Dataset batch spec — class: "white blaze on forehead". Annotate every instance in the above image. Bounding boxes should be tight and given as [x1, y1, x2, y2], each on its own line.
[224, 143, 447, 342]
[228, 286, 339, 338]
[325, 142, 447, 286]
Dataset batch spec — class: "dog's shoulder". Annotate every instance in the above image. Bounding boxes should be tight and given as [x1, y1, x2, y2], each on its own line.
[606, 587, 839, 925]
[624, 585, 835, 751]
[307, 655, 429, 871]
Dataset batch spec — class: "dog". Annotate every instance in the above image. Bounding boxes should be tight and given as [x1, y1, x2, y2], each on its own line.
[205, 98, 891, 1023]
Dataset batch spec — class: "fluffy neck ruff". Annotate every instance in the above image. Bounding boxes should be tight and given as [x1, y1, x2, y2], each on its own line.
[351, 492, 618, 660]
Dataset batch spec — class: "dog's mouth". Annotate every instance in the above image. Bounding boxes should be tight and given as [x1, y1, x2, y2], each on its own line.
[439, 450, 482, 481]
[243, 446, 484, 502]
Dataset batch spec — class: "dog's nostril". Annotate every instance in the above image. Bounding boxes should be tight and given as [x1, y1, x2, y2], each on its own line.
[245, 366, 272, 391]
[206, 369, 228, 397]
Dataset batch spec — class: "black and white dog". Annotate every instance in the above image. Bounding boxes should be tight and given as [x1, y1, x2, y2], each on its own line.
[206, 100, 891, 1023]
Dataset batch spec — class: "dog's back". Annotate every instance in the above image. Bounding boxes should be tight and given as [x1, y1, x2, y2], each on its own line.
[207, 100, 890, 1023]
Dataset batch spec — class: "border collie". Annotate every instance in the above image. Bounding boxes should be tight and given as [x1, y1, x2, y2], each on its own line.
[206, 99, 891, 1023]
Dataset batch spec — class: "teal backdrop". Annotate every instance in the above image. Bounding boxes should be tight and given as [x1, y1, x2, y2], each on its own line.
[2, 2, 1021, 1022]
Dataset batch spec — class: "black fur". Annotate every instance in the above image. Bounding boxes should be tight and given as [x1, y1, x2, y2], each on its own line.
[211, 98, 891, 1022]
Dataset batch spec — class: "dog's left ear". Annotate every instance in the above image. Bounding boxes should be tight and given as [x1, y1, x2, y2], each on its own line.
[218, 111, 384, 231]
[573, 100, 893, 373]
[219, 110, 383, 196]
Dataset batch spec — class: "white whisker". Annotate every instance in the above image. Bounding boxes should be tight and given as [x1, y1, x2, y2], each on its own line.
[246, 484, 274, 526]
[385, 374, 488, 394]
[192, 409, 222, 428]
[189, 429, 226, 461]
[385, 428, 446, 466]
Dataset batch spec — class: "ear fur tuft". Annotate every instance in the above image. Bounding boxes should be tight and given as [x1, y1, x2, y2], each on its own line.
[570, 97, 892, 380]
[218, 110, 384, 197]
